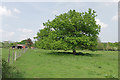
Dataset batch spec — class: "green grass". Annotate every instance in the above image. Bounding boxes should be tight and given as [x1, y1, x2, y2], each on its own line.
[2, 48, 118, 78]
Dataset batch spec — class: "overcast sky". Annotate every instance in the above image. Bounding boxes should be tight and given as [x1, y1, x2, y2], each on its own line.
[0, 1, 118, 42]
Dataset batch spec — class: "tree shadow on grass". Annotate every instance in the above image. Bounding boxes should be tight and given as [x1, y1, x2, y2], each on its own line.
[48, 51, 101, 57]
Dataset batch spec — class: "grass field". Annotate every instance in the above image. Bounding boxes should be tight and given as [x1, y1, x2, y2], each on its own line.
[2, 48, 118, 78]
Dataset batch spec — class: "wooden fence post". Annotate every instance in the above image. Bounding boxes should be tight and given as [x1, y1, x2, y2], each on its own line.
[19, 49, 21, 57]
[24, 48, 25, 53]
[12, 49, 14, 63]
[22, 48, 24, 53]
[8, 48, 10, 63]
[13, 48, 27, 62]
[14, 51, 16, 61]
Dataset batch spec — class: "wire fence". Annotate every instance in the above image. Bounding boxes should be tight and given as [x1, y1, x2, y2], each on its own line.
[7, 48, 28, 63]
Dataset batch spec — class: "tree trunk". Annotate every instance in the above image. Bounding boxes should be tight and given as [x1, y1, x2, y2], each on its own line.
[73, 50, 76, 55]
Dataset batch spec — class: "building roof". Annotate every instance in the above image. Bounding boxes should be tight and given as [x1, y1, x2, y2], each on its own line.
[17, 44, 26, 46]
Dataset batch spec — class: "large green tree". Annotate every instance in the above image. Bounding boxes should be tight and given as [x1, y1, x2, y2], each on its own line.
[35, 9, 101, 54]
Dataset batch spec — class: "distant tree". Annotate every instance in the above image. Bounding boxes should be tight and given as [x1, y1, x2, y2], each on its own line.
[2, 41, 10, 48]
[26, 38, 33, 48]
[118, 41, 120, 51]
[18, 40, 27, 44]
[13, 42, 18, 46]
[35, 9, 101, 54]
[97, 38, 104, 50]
[9, 43, 14, 47]
[0, 42, 2, 48]
[105, 42, 112, 51]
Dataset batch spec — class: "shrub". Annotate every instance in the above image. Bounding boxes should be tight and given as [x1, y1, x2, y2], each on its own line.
[2, 59, 22, 78]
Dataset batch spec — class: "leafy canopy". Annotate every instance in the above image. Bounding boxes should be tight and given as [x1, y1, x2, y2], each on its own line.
[35, 8, 101, 51]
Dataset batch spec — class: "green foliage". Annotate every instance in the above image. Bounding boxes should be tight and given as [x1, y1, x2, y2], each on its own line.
[35, 9, 101, 52]
[0, 42, 2, 48]
[97, 42, 104, 50]
[97, 42, 118, 51]
[118, 42, 120, 51]
[18, 40, 27, 44]
[2, 41, 10, 48]
[26, 38, 33, 48]
[2, 59, 21, 78]
[17, 38, 33, 48]
[9, 42, 18, 47]
[2, 59, 12, 78]
[1, 41, 18, 48]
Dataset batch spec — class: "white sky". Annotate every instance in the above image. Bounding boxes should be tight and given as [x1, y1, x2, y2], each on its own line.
[1, 0, 119, 2]
[0, 1, 119, 42]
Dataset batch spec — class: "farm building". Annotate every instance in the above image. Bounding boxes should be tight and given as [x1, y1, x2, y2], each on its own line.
[17, 44, 26, 49]
[12, 44, 27, 49]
